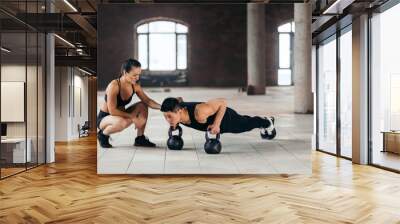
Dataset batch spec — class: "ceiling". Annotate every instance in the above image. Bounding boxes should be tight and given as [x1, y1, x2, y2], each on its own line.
[1, 0, 387, 75]
[1, 0, 309, 75]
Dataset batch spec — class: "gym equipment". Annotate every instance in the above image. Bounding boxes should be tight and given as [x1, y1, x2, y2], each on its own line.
[78, 121, 90, 138]
[204, 131, 222, 154]
[167, 125, 184, 150]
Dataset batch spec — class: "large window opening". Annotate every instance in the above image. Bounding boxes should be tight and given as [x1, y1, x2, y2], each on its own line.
[136, 20, 188, 71]
[339, 28, 352, 159]
[370, 2, 400, 171]
[317, 35, 337, 155]
[278, 22, 294, 86]
[315, 23, 353, 160]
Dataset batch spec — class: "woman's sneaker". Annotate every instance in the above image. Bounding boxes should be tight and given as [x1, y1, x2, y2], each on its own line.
[134, 135, 156, 147]
[97, 130, 112, 148]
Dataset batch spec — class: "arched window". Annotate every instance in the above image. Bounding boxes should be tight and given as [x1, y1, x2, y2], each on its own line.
[278, 22, 295, 85]
[136, 20, 188, 71]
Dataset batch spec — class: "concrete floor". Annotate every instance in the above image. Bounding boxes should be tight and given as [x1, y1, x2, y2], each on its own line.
[97, 86, 312, 174]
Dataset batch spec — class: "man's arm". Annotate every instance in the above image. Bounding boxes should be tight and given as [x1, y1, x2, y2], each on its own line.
[195, 98, 227, 134]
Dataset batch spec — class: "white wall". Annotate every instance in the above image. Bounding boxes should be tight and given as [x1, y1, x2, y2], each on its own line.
[55, 67, 69, 141]
[55, 67, 89, 141]
[70, 71, 89, 139]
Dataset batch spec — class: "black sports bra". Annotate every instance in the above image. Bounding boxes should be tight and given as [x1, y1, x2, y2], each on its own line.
[104, 78, 135, 107]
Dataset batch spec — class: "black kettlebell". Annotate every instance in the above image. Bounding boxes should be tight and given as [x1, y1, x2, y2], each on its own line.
[204, 131, 222, 154]
[167, 125, 184, 150]
[260, 117, 276, 140]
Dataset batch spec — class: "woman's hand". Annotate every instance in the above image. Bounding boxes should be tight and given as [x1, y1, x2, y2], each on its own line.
[176, 97, 183, 103]
[135, 83, 161, 109]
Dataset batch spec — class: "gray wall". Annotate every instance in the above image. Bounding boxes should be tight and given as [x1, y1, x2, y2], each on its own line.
[98, 3, 293, 90]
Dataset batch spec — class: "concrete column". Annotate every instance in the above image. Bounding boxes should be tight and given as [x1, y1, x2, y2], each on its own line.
[352, 14, 369, 165]
[294, 2, 313, 113]
[247, 3, 266, 95]
[88, 76, 97, 134]
[46, 0, 55, 163]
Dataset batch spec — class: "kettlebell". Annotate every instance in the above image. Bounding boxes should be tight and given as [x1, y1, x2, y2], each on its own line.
[167, 125, 184, 150]
[204, 131, 222, 154]
[260, 117, 276, 140]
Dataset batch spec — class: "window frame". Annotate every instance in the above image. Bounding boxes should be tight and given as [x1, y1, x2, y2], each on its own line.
[134, 19, 189, 72]
[315, 24, 353, 161]
[368, 0, 400, 173]
[277, 22, 295, 86]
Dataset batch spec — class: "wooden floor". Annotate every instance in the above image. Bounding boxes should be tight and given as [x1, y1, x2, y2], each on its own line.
[1, 135, 400, 224]
[1, 167, 26, 178]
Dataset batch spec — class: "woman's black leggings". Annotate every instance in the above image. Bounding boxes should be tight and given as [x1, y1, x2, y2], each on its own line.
[219, 108, 270, 134]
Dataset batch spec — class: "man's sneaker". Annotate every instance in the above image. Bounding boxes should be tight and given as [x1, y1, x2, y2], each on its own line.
[260, 116, 276, 140]
[134, 135, 156, 147]
[97, 130, 112, 148]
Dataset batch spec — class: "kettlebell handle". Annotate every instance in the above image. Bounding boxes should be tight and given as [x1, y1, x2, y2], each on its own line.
[169, 125, 182, 137]
[205, 129, 220, 140]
